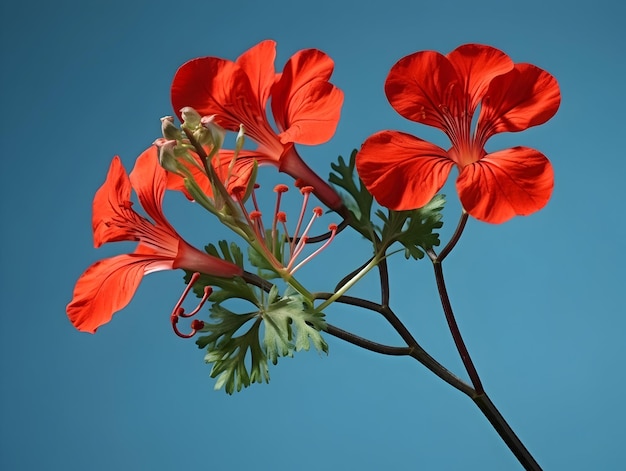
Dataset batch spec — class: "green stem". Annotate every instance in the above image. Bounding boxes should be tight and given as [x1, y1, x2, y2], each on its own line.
[314, 255, 381, 313]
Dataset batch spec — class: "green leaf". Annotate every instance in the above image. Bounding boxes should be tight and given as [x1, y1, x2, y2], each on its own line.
[196, 286, 328, 394]
[329, 150, 376, 239]
[262, 287, 328, 364]
[392, 193, 446, 260]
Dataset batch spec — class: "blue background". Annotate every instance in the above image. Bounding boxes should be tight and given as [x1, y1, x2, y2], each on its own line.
[1, 0, 624, 469]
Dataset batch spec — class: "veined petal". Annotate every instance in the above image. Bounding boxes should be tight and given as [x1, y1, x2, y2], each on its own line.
[129, 146, 172, 231]
[92, 156, 132, 247]
[66, 253, 174, 333]
[446, 44, 514, 114]
[356, 131, 453, 210]
[171, 56, 258, 132]
[456, 146, 554, 224]
[236, 40, 277, 108]
[276, 81, 344, 145]
[272, 48, 342, 144]
[385, 50, 460, 130]
[477, 63, 561, 136]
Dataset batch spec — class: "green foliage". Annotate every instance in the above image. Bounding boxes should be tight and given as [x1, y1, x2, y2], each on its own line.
[196, 285, 328, 394]
[329, 150, 376, 239]
[379, 194, 445, 259]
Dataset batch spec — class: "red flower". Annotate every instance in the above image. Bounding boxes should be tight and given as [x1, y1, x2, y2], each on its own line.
[171, 40, 346, 214]
[67, 147, 242, 333]
[356, 44, 561, 223]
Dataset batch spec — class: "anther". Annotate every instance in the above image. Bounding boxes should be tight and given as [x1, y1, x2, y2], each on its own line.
[299, 185, 315, 195]
[274, 184, 289, 193]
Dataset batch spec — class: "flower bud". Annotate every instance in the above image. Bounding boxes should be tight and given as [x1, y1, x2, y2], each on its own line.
[235, 124, 245, 153]
[154, 138, 181, 174]
[160, 116, 182, 141]
[180, 107, 202, 129]
[200, 114, 226, 150]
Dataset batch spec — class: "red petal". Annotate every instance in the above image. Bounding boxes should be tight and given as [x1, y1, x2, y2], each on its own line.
[92, 156, 131, 248]
[272, 48, 342, 144]
[477, 63, 561, 136]
[236, 40, 277, 108]
[456, 146, 554, 223]
[171, 56, 256, 132]
[66, 254, 173, 333]
[446, 44, 514, 114]
[385, 50, 459, 130]
[356, 131, 453, 210]
[129, 147, 172, 231]
[276, 81, 344, 145]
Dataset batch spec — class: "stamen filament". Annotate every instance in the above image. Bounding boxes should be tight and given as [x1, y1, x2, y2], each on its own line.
[290, 223, 338, 275]
[169, 272, 212, 338]
[289, 185, 314, 255]
[287, 207, 323, 271]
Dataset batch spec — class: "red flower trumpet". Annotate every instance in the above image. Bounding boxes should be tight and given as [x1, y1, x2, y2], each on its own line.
[356, 44, 561, 223]
[171, 40, 346, 215]
[67, 147, 242, 333]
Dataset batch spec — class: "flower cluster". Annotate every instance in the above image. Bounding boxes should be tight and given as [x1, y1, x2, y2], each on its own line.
[67, 40, 559, 395]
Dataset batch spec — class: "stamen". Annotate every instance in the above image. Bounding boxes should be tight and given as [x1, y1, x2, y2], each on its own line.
[249, 210, 265, 239]
[272, 184, 290, 251]
[290, 223, 338, 275]
[287, 206, 324, 271]
[171, 310, 205, 338]
[250, 183, 261, 212]
[290, 185, 315, 254]
[169, 272, 212, 338]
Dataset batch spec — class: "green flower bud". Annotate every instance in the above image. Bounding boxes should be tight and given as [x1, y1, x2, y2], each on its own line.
[180, 107, 202, 129]
[160, 116, 182, 141]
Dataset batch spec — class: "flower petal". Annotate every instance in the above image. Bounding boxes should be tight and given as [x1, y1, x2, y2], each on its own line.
[272, 48, 342, 145]
[66, 253, 174, 333]
[129, 146, 172, 231]
[356, 131, 453, 210]
[236, 40, 277, 109]
[385, 50, 460, 130]
[456, 146, 554, 223]
[171, 56, 256, 132]
[276, 81, 344, 145]
[477, 63, 561, 136]
[92, 156, 132, 247]
[446, 44, 514, 114]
